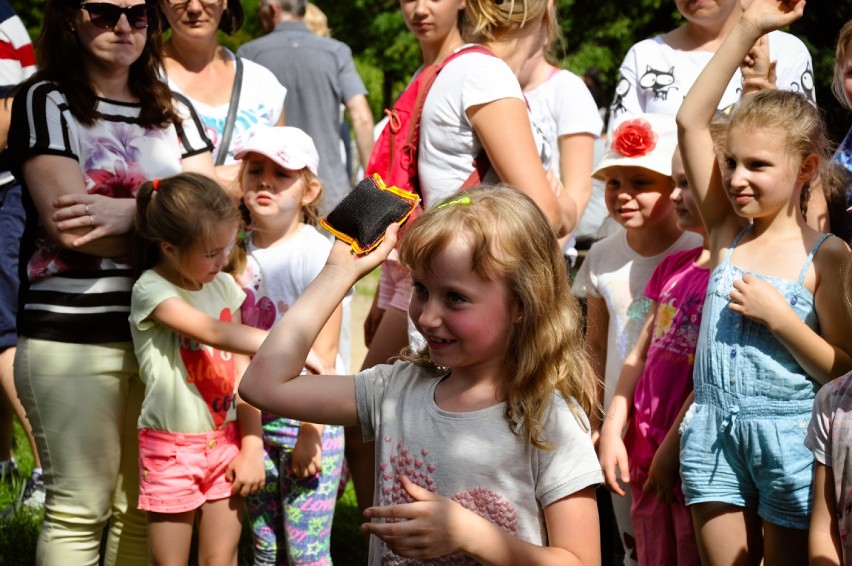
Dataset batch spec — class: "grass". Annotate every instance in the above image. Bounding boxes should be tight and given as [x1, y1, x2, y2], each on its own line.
[0, 421, 369, 565]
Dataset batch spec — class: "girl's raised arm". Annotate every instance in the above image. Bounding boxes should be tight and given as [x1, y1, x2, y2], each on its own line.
[676, 0, 805, 243]
[238, 226, 399, 426]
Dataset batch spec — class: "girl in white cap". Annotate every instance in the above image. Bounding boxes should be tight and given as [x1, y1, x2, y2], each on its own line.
[572, 113, 703, 562]
[231, 125, 345, 565]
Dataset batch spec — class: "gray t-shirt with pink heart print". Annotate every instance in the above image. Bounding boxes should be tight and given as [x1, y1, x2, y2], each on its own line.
[356, 361, 602, 564]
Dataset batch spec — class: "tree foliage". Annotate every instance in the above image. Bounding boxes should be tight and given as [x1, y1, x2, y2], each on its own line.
[319, 0, 852, 142]
[10, 0, 852, 141]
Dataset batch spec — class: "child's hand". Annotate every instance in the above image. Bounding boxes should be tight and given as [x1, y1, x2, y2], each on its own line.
[597, 431, 630, 496]
[326, 224, 399, 281]
[361, 476, 470, 559]
[304, 348, 336, 375]
[728, 273, 792, 329]
[291, 424, 323, 479]
[226, 443, 266, 497]
[740, 0, 805, 36]
[741, 34, 777, 95]
[642, 439, 680, 504]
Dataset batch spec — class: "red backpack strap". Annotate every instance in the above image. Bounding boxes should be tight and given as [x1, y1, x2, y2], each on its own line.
[399, 46, 494, 169]
[459, 151, 491, 191]
[403, 44, 496, 151]
[400, 63, 441, 165]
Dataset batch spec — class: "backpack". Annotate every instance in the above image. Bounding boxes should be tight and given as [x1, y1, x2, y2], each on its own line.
[365, 45, 494, 208]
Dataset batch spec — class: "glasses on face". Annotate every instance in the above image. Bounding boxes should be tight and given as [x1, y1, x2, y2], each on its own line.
[164, 0, 222, 10]
[80, 3, 151, 30]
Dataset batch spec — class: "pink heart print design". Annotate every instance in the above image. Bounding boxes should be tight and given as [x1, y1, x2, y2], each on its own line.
[178, 308, 237, 428]
[379, 438, 518, 565]
[240, 288, 277, 330]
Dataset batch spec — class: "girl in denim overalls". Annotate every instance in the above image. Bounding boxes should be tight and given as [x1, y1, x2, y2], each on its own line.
[676, 0, 852, 563]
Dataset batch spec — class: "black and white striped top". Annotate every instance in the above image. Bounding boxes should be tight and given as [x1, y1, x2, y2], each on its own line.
[9, 80, 213, 343]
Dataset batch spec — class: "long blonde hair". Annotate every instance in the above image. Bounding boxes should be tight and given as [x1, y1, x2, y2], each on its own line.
[398, 186, 596, 449]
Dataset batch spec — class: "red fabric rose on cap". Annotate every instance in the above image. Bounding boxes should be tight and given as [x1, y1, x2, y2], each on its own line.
[611, 118, 657, 158]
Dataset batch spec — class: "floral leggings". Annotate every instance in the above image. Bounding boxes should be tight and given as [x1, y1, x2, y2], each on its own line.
[246, 424, 344, 565]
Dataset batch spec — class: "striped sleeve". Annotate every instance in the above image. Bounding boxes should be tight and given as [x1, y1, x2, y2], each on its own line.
[8, 81, 78, 178]
[173, 92, 214, 158]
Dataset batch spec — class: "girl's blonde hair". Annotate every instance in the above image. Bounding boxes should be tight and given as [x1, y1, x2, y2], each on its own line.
[133, 173, 240, 275]
[398, 186, 596, 449]
[727, 90, 831, 216]
[833, 20, 852, 109]
[463, 0, 558, 45]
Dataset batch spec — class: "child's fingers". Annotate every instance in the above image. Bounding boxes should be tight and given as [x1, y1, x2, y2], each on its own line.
[363, 501, 419, 522]
[601, 461, 625, 496]
[368, 224, 400, 261]
[617, 452, 631, 486]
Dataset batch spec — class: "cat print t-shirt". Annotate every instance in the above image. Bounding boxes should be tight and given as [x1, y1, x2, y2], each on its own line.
[608, 30, 814, 134]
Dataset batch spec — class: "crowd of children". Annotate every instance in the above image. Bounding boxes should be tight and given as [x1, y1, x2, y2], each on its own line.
[5, 0, 852, 565]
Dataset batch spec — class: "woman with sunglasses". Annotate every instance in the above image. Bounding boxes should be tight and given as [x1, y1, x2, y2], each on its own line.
[158, 0, 286, 193]
[7, 1, 217, 564]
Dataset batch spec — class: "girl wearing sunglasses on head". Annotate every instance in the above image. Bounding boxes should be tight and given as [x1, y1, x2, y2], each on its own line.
[7, 1, 220, 564]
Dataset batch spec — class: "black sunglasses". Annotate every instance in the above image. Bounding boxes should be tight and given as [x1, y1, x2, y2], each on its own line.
[80, 3, 151, 30]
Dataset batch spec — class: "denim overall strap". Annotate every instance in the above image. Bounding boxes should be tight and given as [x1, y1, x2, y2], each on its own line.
[788, 232, 832, 308]
[795, 232, 832, 286]
[722, 224, 753, 266]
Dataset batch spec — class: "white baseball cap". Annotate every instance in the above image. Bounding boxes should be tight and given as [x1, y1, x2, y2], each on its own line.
[593, 113, 678, 180]
[234, 126, 319, 176]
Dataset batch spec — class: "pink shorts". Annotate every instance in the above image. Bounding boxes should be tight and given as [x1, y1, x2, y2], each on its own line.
[138, 422, 240, 513]
[377, 252, 412, 312]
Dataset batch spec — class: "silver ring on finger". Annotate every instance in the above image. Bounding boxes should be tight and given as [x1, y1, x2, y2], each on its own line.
[89, 215, 95, 227]
[85, 204, 90, 215]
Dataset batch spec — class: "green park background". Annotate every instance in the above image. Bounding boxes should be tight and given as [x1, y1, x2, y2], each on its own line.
[8, 0, 852, 143]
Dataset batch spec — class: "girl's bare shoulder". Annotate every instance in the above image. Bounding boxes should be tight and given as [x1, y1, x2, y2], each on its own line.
[812, 233, 851, 271]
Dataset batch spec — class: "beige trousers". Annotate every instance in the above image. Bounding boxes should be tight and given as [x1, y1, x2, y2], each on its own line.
[15, 338, 147, 566]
